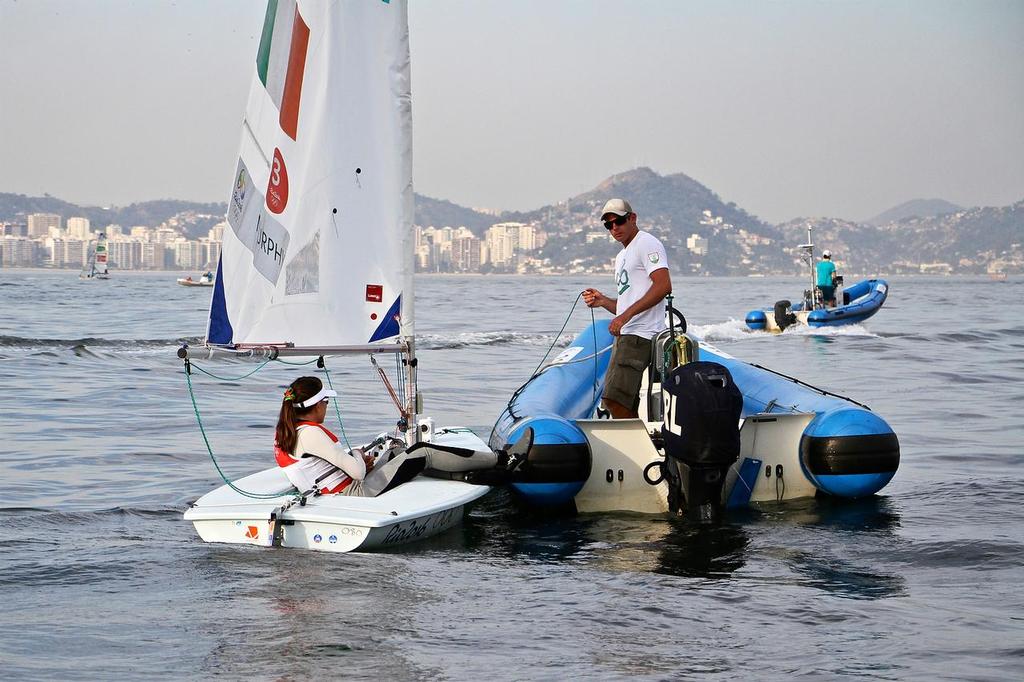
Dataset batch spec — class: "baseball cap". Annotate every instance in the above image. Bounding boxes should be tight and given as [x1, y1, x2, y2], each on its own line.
[822, 250, 832, 258]
[600, 198, 632, 217]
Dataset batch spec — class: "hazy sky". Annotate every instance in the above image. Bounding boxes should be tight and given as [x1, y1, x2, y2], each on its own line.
[2, 0, 1022, 223]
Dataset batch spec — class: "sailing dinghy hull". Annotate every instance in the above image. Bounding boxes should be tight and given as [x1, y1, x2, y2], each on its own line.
[185, 470, 489, 553]
[185, 430, 492, 553]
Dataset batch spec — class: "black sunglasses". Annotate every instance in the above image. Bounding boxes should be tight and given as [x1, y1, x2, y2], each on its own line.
[603, 214, 630, 230]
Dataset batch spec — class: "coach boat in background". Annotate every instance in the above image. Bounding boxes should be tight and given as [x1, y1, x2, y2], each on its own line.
[744, 226, 888, 332]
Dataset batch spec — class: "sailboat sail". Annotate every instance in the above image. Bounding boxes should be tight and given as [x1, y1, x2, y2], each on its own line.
[94, 233, 109, 276]
[207, 0, 413, 349]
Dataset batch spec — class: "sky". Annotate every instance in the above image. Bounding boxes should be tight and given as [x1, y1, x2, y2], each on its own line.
[1, 0, 1022, 224]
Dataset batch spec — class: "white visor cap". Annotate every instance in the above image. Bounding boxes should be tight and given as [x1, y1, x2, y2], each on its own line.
[296, 387, 337, 409]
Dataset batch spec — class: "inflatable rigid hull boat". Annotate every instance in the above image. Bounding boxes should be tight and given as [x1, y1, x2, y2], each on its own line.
[746, 278, 889, 332]
[490, 319, 899, 516]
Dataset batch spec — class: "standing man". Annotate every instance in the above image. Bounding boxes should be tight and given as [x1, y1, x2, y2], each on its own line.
[816, 249, 837, 307]
[582, 199, 672, 419]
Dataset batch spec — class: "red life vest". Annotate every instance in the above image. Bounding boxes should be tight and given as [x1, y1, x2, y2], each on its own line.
[274, 422, 352, 494]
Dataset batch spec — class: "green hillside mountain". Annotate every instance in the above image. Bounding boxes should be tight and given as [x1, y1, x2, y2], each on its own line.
[3, 173, 1020, 274]
[865, 198, 963, 225]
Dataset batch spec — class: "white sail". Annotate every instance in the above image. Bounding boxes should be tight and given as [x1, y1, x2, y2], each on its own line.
[207, 0, 413, 348]
[94, 233, 109, 276]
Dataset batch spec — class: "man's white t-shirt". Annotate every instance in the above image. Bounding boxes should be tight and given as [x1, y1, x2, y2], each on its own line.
[614, 230, 669, 339]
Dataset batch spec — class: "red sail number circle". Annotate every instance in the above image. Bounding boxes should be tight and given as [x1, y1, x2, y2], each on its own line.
[267, 148, 289, 214]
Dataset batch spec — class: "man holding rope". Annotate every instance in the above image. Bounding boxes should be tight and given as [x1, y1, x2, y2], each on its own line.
[582, 198, 672, 419]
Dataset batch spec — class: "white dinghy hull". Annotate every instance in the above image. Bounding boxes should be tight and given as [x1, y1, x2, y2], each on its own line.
[185, 428, 493, 553]
[185, 469, 490, 553]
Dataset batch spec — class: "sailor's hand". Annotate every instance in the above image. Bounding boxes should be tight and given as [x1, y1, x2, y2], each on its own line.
[609, 314, 628, 336]
[582, 288, 604, 308]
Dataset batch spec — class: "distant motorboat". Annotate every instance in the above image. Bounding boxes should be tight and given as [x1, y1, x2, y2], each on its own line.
[746, 278, 889, 332]
[744, 225, 887, 332]
[177, 272, 215, 287]
[988, 271, 1008, 281]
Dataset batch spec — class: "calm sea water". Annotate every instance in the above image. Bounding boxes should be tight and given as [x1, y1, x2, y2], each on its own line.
[2, 270, 1023, 680]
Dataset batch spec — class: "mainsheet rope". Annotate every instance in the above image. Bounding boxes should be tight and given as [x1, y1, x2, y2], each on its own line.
[504, 292, 603, 421]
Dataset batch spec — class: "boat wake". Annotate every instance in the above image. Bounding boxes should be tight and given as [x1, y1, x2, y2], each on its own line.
[0, 334, 201, 350]
[418, 331, 575, 350]
[690, 319, 879, 341]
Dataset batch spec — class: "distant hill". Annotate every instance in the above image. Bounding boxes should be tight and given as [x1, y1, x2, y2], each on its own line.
[865, 198, 963, 226]
[776, 217, 901, 276]
[1, 191, 497, 240]
[875, 200, 1024, 263]
[499, 167, 789, 275]
[0, 193, 227, 240]
[3, 180, 1021, 274]
[413, 194, 497, 234]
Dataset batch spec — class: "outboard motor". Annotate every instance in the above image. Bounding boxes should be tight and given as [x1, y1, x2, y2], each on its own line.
[774, 299, 797, 330]
[661, 361, 743, 523]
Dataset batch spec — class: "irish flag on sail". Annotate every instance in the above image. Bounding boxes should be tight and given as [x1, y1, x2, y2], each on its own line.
[256, 0, 310, 141]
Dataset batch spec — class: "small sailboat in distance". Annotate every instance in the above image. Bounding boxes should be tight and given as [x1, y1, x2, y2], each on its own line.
[181, 0, 495, 553]
[79, 232, 110, 280]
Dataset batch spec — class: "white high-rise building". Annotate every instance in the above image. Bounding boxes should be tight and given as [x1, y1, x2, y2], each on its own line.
[687, 234, 708, 256]
[207, 222, 226, 242]
[485, 223, 516, 268]
[66, 217, 91, 240]
[27, 213, 61, 238]
[0, 237, 41, 267]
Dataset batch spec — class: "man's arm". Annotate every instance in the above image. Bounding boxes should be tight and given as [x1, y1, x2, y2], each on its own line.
[582, 288, 616, 314]
[608, 269, 672, 336]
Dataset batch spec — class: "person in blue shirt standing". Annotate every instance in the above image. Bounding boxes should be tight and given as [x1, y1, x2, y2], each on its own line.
[816, 250, 838, 307]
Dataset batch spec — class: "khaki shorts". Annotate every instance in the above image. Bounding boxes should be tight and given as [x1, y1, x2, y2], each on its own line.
[602, 334, 652, 412]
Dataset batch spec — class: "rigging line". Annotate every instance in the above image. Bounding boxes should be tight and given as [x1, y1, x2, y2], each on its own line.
[319, 358, 354, 451]
[528, 291, 584, 380]
[188, 359, 273, 382]
[504, 292, 589, 421]
[394, 351, 406, 407]
[183, 364, 294, 500]
[746, 361, 871, 410]
[503, 343, 614, 419]
[591, 305, 598, 408]
[371, 355, 409, 420]
[274, 357, 319, 366]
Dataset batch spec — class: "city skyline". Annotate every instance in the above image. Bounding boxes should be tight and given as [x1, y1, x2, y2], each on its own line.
[2, 0, 1022, 224]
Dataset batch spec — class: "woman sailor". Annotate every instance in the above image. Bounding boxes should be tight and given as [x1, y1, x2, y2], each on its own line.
[275, 376, 527, 497]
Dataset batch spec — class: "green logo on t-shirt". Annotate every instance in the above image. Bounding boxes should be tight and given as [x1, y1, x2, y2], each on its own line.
[617, 268, 630, 295]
